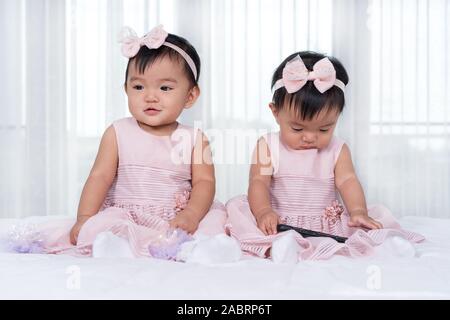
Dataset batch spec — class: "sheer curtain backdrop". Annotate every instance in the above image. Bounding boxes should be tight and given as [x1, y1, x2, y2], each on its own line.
[0, 0, 448, 219]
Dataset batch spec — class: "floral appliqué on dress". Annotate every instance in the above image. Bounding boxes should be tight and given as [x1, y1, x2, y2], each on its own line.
[323, 200, 345, 224]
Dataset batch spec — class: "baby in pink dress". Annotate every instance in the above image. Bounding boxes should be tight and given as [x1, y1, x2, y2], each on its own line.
[226, 51, 424, 261]
[30, 25, 233, 259]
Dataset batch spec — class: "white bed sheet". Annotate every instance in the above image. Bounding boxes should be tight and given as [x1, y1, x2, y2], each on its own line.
[0, 216, 449, 299]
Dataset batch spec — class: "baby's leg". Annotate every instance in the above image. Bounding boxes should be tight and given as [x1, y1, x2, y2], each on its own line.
[77, 207, 129, 247]
[95, 222, 167, 258]
[226, 196, 265, 237]
[226, 196, 273, 258]
[195, 201, 227, 237]
[80, 208, 171, 257]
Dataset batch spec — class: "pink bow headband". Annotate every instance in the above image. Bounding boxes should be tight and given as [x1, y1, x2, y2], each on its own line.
[272, 55, 345, 94]
[118, 25, 198, 80]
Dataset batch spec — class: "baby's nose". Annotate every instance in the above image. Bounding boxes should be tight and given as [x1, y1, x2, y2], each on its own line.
[302, 133, 315, 143]
[145, 90, 158, 102]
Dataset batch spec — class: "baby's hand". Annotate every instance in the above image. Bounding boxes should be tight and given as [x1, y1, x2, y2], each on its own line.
[69, 216, 91, 245]
[169, 209, 200, 234]
[255, 209, 280, 236]
[348, 212, 383, 230]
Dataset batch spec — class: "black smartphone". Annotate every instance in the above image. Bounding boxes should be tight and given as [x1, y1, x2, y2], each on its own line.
[277, 224, 348, 243]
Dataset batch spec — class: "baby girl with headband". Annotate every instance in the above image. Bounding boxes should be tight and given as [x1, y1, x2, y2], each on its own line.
[5, 25, 238, 261]
[226, 51, 424, 262]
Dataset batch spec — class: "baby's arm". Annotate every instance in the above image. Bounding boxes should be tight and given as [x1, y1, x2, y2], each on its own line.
[248, 138, 279, 235]
[169, 131, 215, 233]
[70, 125, 118, 244]
[334, 144, 382, 229]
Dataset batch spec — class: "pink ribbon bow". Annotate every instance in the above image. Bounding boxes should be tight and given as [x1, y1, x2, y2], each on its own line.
[282, 55, 337, 94]
[119, 25, 168, 58]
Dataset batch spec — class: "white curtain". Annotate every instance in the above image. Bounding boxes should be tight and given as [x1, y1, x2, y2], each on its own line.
[333, 0, 450, 218]
[0, 0, 68, 217]
[1, 0, 449, 219]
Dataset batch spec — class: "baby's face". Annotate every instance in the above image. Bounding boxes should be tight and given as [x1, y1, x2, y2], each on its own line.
[270, 104, 340, 151]
[125, 55, 198, 133]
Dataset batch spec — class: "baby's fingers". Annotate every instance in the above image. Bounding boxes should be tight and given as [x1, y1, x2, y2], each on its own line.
[370, 218, 383, 229]
[263, 223, 270, 236]
[259, 221, 269, 236]
[269, 220, 277, 235]
[348, 218, 368, 229]
[360, 219, 381, 230]
[173, 221, 194, 234]
[169, 219, 179, 229]
[347, 219, 358, 228]
[70, 229, 78, 245]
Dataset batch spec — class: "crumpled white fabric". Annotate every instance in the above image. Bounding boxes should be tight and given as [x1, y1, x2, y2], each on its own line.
[271, 231, 300, 264]
[92, 231, 134, 258]
[177, 233, 242, 265]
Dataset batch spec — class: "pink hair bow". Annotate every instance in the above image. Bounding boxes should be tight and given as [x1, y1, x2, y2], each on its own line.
[119, 25, 168, 58]
[280, 55, 340, 94]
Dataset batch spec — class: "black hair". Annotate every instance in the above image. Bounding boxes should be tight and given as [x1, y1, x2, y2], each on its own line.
[124, 33, 201, 87]
[271, 51, 349, 120]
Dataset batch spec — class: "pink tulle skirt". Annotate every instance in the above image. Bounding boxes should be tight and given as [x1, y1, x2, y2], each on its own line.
[226, 195, 425, 260]
[39, 201, 227, 257]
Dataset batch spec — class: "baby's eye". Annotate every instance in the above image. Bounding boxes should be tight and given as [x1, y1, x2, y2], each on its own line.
[291, 127, 303, 132]
[133, 85, 144, 90]
[320, 129, 330, 132]
[160, 86, 173, 92]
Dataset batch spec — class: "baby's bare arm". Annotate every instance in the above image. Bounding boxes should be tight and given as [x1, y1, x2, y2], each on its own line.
[183, 132, 215, 223]
[76, 125, 118, 221]
[70, 125, 118, 244]
[334, 144, 368, 217]
[335, 145, 382, 229]
[248, 138, 274, 220]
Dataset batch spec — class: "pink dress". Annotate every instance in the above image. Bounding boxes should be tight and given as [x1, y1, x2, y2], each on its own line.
[42, 117, 227, 257]
[226, 132, 424, 260]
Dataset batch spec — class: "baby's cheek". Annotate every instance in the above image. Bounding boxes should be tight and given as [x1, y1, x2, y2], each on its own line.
[320, 135, 333, 149]
[288, 134, 300, 148]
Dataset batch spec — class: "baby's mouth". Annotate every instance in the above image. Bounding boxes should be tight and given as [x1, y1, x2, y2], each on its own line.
[144, 107, 161, 115]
